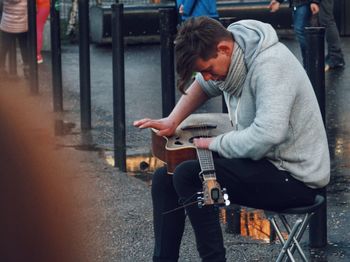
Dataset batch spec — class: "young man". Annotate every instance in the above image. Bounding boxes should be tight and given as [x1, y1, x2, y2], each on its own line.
[269, 0, 320, 67]
[134, 17, 330, 261]
[319, 0, 345, 71]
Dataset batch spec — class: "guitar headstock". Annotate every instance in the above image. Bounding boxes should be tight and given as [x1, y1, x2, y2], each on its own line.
[197, 179, 230, 208]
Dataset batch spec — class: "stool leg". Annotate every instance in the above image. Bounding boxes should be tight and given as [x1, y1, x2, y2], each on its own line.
[280, 214, 312, 262]
[278, 219, 302, 262]
[269, 217, 298, 262]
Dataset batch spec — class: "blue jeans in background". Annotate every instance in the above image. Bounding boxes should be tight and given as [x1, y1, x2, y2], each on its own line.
[292, 4, 312, 67]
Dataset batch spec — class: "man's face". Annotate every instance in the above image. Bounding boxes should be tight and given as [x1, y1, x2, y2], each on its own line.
[195, 45, 232, 82]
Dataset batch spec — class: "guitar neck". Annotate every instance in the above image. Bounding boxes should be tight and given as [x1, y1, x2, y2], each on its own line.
[196, 148, 217, 180]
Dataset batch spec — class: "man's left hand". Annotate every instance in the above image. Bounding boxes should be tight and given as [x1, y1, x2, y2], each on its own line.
[193, 137, 214, 149]
[310, 3, 319, 15]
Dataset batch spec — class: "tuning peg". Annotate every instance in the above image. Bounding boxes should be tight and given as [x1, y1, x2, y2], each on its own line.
[197, 200, 204, 208]
[223, 193, 229, 200]
[196, 195, 204, 208]
[225, 199, 230, 206]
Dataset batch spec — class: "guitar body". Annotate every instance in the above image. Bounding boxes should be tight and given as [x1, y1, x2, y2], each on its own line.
[151, 113, 232, 174]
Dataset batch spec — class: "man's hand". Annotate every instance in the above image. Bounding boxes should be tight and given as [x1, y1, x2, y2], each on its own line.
[268, 0, 281, 12]
[133, 117, 177, 137]
[179, 4, 184, 15]
[193, 137, 214, 149]
[310, 3, 319, 15]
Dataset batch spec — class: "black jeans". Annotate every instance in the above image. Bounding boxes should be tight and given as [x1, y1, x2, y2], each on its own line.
[152, 157, 319, 262]
[0, 31, 28, 69]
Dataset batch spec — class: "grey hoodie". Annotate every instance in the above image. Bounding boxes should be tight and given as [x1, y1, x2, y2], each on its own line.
[196, 20, 330, 188]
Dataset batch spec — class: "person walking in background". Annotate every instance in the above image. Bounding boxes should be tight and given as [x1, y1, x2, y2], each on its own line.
[36, 0, 50, 64]
[0, 0, 28, 78]
[177, 0, 219, 22]
[268, 0, 320, 67]
[319, 0, 345, 71]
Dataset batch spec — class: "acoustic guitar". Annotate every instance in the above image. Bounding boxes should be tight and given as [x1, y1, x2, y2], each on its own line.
[151, 113, 232, 207]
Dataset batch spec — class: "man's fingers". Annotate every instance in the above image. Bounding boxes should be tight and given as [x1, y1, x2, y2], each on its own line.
[133, 118, 151, 127]
[157, 128, 172, 137]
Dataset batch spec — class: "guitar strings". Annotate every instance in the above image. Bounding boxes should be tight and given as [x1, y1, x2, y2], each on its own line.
[199, 123, 215, 179]
[161, 192, 201, 215]
[161, 200, 201, 215]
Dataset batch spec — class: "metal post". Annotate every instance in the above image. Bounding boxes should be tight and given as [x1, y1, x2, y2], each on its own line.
[111, 3, 126, 172]
[78, 0, 91, 130]
[225, 205, 241, 234]
[159, 8, 176, 117]
[50, 0, 63, 112]
[305, 26, 327, 248]
[27, 0, 39, 94]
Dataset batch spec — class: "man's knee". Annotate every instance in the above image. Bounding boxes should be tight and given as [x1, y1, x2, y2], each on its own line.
[172, 160, 202, 200]
[173, 160, 198, 186]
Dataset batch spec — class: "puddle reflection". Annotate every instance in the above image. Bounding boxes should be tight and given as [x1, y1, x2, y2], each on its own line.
[221, 208, 273, 242]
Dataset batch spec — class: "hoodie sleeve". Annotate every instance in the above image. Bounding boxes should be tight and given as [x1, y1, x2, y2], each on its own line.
[209, 56, 297, 160]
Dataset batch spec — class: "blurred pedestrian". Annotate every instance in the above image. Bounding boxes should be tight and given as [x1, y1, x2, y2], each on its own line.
[0, 87, 98, 262]
[319, 0, 345, 71]
[268, 0, 320, 67]
[0, 0, 29, 78]
[177, 0, 219, 22]
[36, 0, 50, 64]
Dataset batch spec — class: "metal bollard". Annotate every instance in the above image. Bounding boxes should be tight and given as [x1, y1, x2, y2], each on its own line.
[27, 0, 38, 94]
[111, 3, 126, 172]
[78, 0, 92, 130]
[305, 26, 327, 248]
[159, 8, 177, 118]
[50, 0, 63, 112]
[305, 27, 326, 122]
[225, 205, 241, 234]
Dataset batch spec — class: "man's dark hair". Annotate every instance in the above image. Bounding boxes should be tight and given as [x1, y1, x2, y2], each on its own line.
[175, 16, 232, 93]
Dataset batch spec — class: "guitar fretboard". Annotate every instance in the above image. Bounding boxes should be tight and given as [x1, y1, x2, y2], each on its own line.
[196, 147, 216, 181]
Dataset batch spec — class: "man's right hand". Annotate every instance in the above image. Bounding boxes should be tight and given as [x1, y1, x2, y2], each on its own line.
[133, 117, 177, 137]
[268, 0, 281, 12]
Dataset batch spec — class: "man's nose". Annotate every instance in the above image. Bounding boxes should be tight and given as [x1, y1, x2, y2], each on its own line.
[202, 72, 212, 81]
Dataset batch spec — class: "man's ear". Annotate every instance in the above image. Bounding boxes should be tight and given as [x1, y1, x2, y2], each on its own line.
[217, 41, 232, 56]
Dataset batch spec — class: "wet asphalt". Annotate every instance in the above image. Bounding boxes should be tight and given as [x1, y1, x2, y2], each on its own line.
[32, 34, 350, 261]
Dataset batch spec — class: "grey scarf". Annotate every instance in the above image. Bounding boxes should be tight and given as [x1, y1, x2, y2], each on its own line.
[213, 43, 247, 97]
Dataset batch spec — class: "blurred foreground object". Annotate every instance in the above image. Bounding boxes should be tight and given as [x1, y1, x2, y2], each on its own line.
[0, 88, 97, 262]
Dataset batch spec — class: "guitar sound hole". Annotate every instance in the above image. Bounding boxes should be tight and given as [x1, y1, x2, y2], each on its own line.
[175, 141, 183, 145]
[189, 136, 211, 143]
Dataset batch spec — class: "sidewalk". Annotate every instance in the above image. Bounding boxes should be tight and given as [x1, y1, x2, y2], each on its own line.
[1, 35, 349, 260]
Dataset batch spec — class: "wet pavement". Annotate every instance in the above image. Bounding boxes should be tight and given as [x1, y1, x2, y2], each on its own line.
[1, 32, 349, 261]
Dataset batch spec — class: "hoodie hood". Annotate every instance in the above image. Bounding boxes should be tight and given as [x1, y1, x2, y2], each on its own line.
[227, 20, 279, 68]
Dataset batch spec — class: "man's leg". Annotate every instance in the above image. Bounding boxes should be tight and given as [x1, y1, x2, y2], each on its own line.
[173, 161, 226, 262]
[319, 0, 345, 69]
[36, 6, 50, 60]
[152, 167, 186, 262]
[292, 4, 311, 67]
[0, 31, 11, 70]
[213, 158, 318, 211]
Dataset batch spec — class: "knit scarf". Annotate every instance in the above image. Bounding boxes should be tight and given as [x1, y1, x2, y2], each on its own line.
[213, 43, 247, 97]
